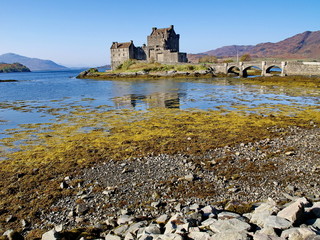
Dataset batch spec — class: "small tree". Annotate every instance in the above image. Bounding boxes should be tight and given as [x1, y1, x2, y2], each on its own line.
[222, 59, 234, 63]
[199, 55, 218, 63]
[240, 54, 251, 62]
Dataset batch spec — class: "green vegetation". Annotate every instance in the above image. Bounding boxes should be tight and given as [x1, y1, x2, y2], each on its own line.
[117, 59, 136, 70]
[243, 75, 320, 88]
[222, 59, 234, 63]
[240, 54, 252, 62]
[115, 60, 208, 73]
[198, 55, 218, 64]
[0, 62, 31, 73]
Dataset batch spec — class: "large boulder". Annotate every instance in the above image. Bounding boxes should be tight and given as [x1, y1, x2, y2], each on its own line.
[209, 218, 251, 233]
[277, 199, 305, 223]
[250, 198, 279, 227]
[263, 216, 292, 230]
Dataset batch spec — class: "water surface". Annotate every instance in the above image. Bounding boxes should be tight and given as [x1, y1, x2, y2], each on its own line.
[0, 70, 319, 138]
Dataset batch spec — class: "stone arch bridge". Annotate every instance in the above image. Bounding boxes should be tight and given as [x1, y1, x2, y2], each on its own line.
[211, 61, 320, 77]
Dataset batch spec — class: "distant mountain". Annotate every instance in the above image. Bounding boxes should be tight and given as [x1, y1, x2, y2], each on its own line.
[203, 45, 255, 57]
[0, 53, 68, 71]
[190, 30, 320, 62]
[248, 31, 320, 58]
[0, 63, 31, 73]
[97, 64, 111, 69]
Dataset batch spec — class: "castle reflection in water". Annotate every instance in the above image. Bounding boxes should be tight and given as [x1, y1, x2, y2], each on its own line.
[113, 92, 181, 109]
[111, 80, 184, 109]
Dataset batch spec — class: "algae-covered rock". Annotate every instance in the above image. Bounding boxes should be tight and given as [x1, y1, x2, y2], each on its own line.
[77, 68, 98, 78]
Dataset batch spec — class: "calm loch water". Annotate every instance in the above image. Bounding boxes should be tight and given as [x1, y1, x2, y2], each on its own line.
[0, 70, 319, 137]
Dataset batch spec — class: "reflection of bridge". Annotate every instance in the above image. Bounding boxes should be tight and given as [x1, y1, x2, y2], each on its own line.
[212, 61, 320, 77]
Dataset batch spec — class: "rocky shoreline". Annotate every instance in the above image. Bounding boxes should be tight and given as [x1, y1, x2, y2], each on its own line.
[76, 68, 218, 80]
[23, 196, 320, 240]
[2, 125, 319, 239]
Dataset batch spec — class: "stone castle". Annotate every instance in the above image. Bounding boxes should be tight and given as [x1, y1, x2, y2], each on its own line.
[110, 25, 188, 70]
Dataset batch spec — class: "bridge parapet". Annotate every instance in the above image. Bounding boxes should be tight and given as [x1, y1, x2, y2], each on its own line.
[210, 60, 320, 77]
[284, 62, 320, 76]
[210, 61, 286, 77]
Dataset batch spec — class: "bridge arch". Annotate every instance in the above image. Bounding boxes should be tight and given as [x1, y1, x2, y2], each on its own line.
[227, 66, 240, 75]
[242, 66, 262, 78]
[266, 65, 282, 75]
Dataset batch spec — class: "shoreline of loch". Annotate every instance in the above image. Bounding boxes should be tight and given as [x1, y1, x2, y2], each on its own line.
[76, 68, 220, 80]
[2, 126, 320, 239]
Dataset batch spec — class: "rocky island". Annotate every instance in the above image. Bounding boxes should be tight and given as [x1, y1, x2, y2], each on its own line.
[77, 62, 216, 80]
[0, 63, 31, 73]
[78, 25, 218, 80]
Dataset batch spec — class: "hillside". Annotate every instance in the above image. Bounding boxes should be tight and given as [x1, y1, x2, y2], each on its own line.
[0, 53, 68, 71]
[0, 62, 31, 73]
[203, 45, 255, 57]
[249, 31, 320, 58]
[191, 30, 320, 61]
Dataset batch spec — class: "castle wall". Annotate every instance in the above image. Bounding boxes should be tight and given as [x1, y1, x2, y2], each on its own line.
[178, 53, 187, 63]
[147, 35, 165, 49]
[134, 47, 147, 61]
[160, 51, 178, 63]
[166, 34, 179, 52]
[148, 50, 187, 64]
[147, 48, 160, 62]
[111, 44, 135, 70]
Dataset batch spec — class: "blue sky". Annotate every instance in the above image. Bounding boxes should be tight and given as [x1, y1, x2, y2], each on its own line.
[1, 0, 319, 67]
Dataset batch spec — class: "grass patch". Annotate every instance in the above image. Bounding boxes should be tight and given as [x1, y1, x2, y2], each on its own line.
[114, 60, 207, 73]
[242, 75, 320, 88]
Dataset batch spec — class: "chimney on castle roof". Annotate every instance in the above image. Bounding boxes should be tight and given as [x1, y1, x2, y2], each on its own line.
[130, 40, 133, 44]
[152, 27, 157, 31]
[170, 25, 174, 29]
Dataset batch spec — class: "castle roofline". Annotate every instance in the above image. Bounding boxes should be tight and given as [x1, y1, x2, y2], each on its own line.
[150, 25, 174, 35]
[110, 41, 133, 49]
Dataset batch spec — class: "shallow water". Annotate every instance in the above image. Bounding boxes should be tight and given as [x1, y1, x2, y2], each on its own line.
[0, 70, 319, 138]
